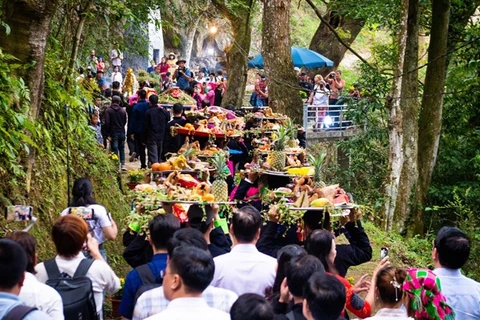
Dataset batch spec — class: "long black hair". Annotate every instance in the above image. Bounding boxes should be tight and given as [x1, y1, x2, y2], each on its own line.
[70, 178, 96, 207]
[305, 229, 338, 274]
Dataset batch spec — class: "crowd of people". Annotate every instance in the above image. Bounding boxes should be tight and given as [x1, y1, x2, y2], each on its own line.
[0, 175, 479, 319]
[82, 49, 231, 171]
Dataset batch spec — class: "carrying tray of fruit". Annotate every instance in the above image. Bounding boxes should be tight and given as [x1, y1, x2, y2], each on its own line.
[151, 168, 214, 175]
[288, 203, 357, 211]
[158, 200, 236, 205]
[176, 127, 226, 139]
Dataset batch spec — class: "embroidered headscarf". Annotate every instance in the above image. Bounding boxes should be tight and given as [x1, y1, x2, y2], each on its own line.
[402, 268, 455, 320]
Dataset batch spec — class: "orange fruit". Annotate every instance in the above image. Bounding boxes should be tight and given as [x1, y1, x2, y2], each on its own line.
[202, 194, 215, 202]
[158, 162, 172, 171]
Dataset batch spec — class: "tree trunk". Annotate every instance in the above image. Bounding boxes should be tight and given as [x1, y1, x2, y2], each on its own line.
[412, 0, 450, 235]
[212, 0, 254, 108]
[262, 0, 303, 122]
[395, 0, 420, 234]
[382, 0, 409, 231]
[65, 0, 95, 88]
[309, 10, 365, 74]
[0, 0, 59, 194]
[184, 15, 202, 66]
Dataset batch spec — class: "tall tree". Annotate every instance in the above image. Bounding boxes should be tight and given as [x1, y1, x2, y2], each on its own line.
[212, 0, 254, 108]
[262, 0, 303, 122]
[0, 0, 60, 193]
[383, 0, 420, 231]
[412, 0, 451, 235]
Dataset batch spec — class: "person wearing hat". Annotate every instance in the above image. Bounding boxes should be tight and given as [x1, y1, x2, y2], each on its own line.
[403, 268, 455, 320]
[294, 67, 301, 78]
[166, 52, 177, 75]
[174, 59, 193, 91]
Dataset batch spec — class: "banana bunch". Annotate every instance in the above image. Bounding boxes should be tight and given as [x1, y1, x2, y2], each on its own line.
[168, 155, 189, 170]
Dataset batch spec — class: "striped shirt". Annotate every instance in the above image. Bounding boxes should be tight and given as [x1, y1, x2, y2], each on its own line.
[132, 285, 238, 320]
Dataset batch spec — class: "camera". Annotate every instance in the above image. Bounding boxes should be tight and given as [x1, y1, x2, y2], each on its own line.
[329, 73, 335, 79]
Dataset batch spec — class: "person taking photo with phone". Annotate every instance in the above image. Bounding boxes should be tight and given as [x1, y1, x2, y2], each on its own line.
[60, 177, 118, 261]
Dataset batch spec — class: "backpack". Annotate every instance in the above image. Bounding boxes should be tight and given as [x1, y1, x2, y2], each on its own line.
[132, 264, 164, 305]
[2, 305, 37, 320]
[44, 259, 98, 320]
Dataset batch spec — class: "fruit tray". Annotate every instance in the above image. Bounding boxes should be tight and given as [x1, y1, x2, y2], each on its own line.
[159, 200, 236, 205]
[176, 128, 226, 138]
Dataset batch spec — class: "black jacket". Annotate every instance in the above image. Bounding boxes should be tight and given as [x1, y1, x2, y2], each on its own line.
[274, 301, 347, 320]
[233, 179, 262, 211]
[122, 231, 153, 268]
[104, 103, 127, 136]
[257, 220, 372, 277]
[334, 220, 372, 277]
[274, 302, 305, 320]
[143, 105, 170, 142]
[257, 221, 300, 258]
[208, 226, 232, 257]
[163, 116, 187, 154]
[122, 226, 232, 267]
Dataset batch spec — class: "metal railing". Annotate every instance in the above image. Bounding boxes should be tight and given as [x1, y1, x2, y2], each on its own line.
[302, 104, 355, 135]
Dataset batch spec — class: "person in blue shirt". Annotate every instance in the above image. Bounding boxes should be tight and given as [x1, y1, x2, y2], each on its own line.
[130, 90, 150, 169]
[119, 214, 180, 319]
[96, 70, 107, 92]
[0, 239, 50, 319]
[174, 59, 193, 90]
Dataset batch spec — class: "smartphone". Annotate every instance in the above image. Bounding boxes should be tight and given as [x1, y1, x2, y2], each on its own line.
[5, 205, 33, 222]
[380, 247, 389, 259]
[70, 207, 95, 221]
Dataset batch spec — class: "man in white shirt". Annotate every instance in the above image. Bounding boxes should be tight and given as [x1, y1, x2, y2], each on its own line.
[432, 226, 480, 320]
[145, 245, 229, 320]
[132, 228, 237, 320]
[7, 232, 63, 320]
[211, 205, 277, 296]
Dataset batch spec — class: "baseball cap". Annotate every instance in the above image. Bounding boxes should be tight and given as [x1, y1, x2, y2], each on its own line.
[294, 67, 300, 72]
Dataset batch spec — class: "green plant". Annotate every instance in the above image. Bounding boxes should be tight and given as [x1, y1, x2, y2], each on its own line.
[127, 169, 144, 184]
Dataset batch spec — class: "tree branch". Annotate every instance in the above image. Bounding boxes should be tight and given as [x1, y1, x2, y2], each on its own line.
[304, 0, 371, 66]
[210, 0, 235, 21]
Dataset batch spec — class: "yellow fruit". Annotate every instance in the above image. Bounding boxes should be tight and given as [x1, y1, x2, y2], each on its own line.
[202, 193, 215, 202]
[311, 198, 332, 208]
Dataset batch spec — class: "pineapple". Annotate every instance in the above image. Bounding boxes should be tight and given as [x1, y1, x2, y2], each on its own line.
[210, 151, 229, 202]
[271, 126, 288, 171]
[309, 153, 327, 188]
[285, 119, 298, 148]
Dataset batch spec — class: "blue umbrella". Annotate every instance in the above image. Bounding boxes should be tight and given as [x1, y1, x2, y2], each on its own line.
[248, 47, 334, 69]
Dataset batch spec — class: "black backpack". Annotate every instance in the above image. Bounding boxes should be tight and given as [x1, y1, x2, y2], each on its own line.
[132, 264, 164, 305]
[44, 259, 98, 320]
[2, 305, 37, 320]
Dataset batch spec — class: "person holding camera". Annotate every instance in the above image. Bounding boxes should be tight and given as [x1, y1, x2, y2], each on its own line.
[326, 70, 345, 105]
[174, 59, 193, 90]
